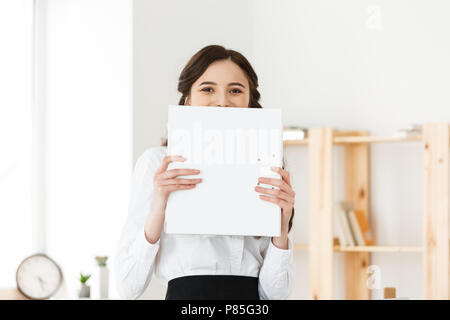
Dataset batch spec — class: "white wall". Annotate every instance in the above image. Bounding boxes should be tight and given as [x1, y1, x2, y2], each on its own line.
[0, 0, 34, 288]
[132, 0, 450, 299]
[251, 0, 450, 133]
[43, 0, 132, 299]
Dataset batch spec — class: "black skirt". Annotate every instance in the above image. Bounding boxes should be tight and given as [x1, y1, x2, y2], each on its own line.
[165, 275, 260, 300]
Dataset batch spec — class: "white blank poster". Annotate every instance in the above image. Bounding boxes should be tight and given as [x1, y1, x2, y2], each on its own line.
[165, 105, 283, 237]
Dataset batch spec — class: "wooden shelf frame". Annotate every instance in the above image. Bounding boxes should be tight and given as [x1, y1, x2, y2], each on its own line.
[285, 123, 449, 300]
[283, 134, 423, 146]
[294, 244, 424, 253]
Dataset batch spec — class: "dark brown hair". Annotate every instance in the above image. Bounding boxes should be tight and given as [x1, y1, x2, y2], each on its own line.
[163, 45, 294, 233]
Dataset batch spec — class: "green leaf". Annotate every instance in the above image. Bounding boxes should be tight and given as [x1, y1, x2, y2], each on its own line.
[80, 273, 91, 284]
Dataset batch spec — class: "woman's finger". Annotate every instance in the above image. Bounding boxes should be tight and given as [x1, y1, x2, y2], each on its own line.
[258, 177, 294, 196]
[159, 178, 202, 186]
[258, 194, 291, 208]
[155, 155, 186, 174]
[164, 184, 197, 192]
[158, 168, 201, 180]
[254, 186, 294, 204]
[270, 166, 291, 186]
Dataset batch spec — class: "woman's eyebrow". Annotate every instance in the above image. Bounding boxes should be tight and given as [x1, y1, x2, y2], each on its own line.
[228, 82, 246, 88]
[199, 81, 246, 88]
[199, 81, 217, 86]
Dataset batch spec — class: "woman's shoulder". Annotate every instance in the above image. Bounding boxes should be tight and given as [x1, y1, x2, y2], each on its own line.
[138, 146, 167, 162]
[134, 146, 167, 171]
[140, 146, 167, 159]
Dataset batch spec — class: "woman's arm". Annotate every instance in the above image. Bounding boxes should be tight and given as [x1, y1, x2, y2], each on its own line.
[114, 149, 162, 300]
[255, 167, 295, 299]
[114, 149, 202, 299]
[272, 227, 289, 249]
[258, 231, 295, 300]
[144, 208, 165, 244]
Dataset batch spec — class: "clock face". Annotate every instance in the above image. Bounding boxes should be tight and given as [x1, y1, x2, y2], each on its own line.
[16, 254, 63, 300]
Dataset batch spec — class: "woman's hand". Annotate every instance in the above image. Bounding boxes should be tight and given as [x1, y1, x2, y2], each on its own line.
[145, 155, 202, 244]
[254, 167, 295, 248]
[152, 155, 202, 212]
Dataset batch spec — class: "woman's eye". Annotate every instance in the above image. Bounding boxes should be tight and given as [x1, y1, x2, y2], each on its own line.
[201, 87, 241, 94]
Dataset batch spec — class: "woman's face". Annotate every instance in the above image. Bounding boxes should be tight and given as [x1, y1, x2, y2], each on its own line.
[186, 59, 250, 108]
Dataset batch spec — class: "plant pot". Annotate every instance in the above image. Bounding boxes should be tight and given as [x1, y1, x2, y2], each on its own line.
[78, 284, 90, 298]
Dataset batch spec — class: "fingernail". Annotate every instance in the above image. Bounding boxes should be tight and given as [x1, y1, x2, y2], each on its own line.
[271, 166, 277, 171]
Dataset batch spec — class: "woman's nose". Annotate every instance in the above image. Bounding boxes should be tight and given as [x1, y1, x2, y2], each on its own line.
[215, 92, 231, 107]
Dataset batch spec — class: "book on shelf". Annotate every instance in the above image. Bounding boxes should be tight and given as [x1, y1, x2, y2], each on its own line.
[335, 201, 374, 246]
[352, 209, 374, 245]
[393, 123, 422, 138]
[344, 209, 358, 245]
[348, 210, 365, 245]
[335, 211, 350, 246]
[334, 202, 355, 246]
[283, 126, 308, 141]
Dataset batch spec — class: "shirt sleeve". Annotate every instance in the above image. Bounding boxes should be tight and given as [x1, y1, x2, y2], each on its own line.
[114, 148, 162, 300]
[258, 233, 295, 300]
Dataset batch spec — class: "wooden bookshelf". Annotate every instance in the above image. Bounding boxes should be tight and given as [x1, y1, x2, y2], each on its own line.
[285, 123, 449, 300]
[283, 139, 308, 146]
[283, 135, 423, 146]
[294, 244, 424, 253]
[334, 135, 422, 144]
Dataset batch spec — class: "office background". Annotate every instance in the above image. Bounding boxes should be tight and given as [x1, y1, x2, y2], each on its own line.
[1, 0, 449, 299]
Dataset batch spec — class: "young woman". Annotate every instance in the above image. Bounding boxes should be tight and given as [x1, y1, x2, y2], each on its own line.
[114, 45, 296, 300]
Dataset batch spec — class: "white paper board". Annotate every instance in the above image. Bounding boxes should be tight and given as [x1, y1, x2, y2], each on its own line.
[165, 105, 283, 236]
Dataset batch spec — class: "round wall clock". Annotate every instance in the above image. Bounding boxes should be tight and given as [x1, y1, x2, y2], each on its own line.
[16, 253, 63, 300]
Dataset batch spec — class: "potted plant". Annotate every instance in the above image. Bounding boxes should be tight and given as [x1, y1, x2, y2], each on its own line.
[95, 256, 109, 299]
[78, 273, 91, 298]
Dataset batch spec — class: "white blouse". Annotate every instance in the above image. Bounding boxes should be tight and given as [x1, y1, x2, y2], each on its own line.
[114, 146, 294, 300]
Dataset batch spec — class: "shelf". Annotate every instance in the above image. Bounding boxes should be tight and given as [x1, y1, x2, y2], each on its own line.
[333, 135, 422, 144]
[283, 135, 422, 146]
[283, 139, 308, 145]
[335, 245, 424, 252]
[294, 244, 424, 253]
[294, 244, 308, 250]
[286, 123, 449, 299]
